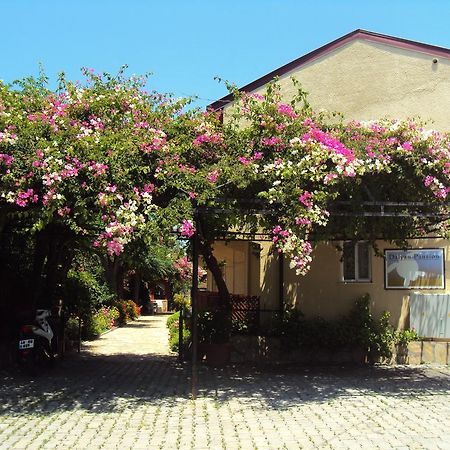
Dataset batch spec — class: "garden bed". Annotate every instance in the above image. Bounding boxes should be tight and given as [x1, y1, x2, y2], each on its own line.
[230, 335, 450, 365]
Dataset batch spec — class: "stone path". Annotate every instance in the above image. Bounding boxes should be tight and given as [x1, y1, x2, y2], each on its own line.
[0, 315, 449, 449]
[82, 315, 171, 356]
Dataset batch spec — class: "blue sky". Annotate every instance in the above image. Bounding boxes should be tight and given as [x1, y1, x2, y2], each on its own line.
[2, 0, 450, 108]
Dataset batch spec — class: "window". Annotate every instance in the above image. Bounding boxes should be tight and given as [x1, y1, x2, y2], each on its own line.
[342, 241, 371, 282]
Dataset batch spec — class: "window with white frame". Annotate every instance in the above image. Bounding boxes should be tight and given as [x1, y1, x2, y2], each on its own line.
[342, 241, 371, 282]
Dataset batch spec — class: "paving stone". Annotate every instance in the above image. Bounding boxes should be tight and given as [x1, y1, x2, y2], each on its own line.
[1, 316, 449, 449]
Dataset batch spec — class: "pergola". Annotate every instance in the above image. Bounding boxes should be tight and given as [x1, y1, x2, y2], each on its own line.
[185, 199, 450, 398]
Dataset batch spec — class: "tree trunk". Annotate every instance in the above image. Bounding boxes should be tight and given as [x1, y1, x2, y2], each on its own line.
[102, 256, 118, 295]
[198, 239, 230, 310]
[30, 225, 75, 313]
[132, 270, 141, 303]
[30, 230, 49, 313]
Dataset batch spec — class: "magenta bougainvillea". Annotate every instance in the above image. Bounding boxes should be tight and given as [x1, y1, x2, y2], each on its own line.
[0, 74, 448, 277]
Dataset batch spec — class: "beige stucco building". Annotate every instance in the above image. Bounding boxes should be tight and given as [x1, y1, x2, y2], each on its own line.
[207, 30, 450, 334]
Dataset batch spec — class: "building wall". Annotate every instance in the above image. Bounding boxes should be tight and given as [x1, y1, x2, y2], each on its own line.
[217, 37, 450, 327]
[206, 241, 249, 295]
[284, 239, 450, 325]
[226, 39, 450, 130]
[211, 239, 450, 326]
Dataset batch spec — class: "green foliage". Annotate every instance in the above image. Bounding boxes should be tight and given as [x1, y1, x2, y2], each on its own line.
[367, 311, 397, 360]
[282, 294, 403, 361]
[2, 69, 449, 341]
[82, 306, 119, 340]
[395, 328, 420, 345]
[115, 300, 141, 325]
[64, 316, 81, 342]
[167, 311, 190, 352]
[198, 311, 232, 344]
[173, 293, 190, 310]
[64, 250, 114, 321]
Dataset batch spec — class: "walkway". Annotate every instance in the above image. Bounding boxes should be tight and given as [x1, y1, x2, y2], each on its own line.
[82, 315, 171, 356]
[0, 315, 449, 449]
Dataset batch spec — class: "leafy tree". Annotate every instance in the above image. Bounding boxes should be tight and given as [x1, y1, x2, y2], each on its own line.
[1, 70, 448, 322]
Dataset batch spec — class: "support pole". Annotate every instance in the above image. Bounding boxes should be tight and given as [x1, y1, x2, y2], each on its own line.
[178, 307, 184, 361]
[77, 316, 82, 353]
[278, 251, 284, 316]
[191, 205, 199, 399]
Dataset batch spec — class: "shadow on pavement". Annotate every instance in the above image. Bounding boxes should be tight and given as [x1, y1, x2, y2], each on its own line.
[1, 351, 449, 416]
[199, 363, 450, 409]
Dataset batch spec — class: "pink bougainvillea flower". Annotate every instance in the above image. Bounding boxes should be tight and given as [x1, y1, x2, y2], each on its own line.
[261, 136, 283, 147]
[277, 103, 297, 119]
[57, 206, 71, 217]
[179, 219, 195, 238]
[206, 169, 220, 183]
[324, 173, 338, 184]
[0, 154, 14, 166]
[302, 127, 355, 163]
[424, 175, 435, 187]
[298, 191, 313, 208]
[142, 183, 154, 193]
[193, 133, 223, 147]
[238, 156, 251, 165]
[402, 141, 413, 151]
[295, 216, 312, 226]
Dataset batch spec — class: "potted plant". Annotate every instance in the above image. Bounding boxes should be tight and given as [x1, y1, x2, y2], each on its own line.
[198, 310, 232, 367]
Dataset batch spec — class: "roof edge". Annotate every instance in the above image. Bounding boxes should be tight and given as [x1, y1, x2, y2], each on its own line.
[208, 29, 450, 111]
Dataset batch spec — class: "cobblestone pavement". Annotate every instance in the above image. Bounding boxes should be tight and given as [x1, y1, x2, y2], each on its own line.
[1, 315, 449, 450]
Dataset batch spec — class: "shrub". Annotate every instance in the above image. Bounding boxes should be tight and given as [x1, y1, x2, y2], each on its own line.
[281, 294, 403, 361]
[82, 306, 119, 340]
[395, 328, 420, 346]
[167, 311, 190, 352]
[65, 316, 81, 342]
[116, 300, 141, 325]
[198, 311, 231, 344]
[173, 293, 190, 310]
[64, 267, 115, 319]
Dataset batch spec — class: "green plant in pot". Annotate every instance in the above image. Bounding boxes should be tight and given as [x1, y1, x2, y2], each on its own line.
[198, 310, 232, 366]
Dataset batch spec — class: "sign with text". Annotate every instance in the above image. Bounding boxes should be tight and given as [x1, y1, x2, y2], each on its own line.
[385, 249, 445, 289]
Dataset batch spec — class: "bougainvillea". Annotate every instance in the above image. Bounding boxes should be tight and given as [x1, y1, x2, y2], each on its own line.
[190, 82, 450, 275]
[0, 69, 198, 258]
[1, 72, 448, 299]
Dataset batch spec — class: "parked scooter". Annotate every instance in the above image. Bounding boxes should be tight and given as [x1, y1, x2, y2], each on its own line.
[18, 309, 57, 374]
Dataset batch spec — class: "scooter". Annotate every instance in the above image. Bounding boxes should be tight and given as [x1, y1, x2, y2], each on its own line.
[18, 309, 57, 374]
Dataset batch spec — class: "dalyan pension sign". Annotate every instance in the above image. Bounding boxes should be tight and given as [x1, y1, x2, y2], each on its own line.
[385, 249, 445, 289]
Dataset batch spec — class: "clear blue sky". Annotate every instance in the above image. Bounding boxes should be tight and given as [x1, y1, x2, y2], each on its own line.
[2, 0, 450, 108]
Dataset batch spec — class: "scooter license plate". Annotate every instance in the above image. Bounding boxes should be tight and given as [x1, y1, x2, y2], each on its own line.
[19, 339, 34, 349]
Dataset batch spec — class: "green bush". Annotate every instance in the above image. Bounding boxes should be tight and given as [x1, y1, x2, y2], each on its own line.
[282, 294, 404, 361]
[395, 328, 420, 345]
[65, 316, 81, 342]
[83, 306, 119, 340]
[167, 311, 190, 352]
[115, 300, 141, 325]
[64, 267, 114, 318]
